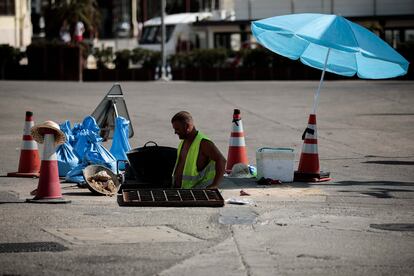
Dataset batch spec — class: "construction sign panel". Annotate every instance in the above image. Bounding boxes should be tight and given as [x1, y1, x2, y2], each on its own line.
[91, 84, 134, 141]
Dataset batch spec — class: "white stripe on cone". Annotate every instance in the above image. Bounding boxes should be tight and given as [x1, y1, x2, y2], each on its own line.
[304, 124, 318, 139]
[302, 143, 318, 154]
[42, 134, 57, 161]
[24, 121, 34, 135]
[22, 140, 38, 150]
[232, 120, 244, 132]
[229, 137, 246, 147]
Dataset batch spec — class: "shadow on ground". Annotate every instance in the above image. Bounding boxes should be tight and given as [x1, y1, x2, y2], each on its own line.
[220, 178, 414, 190]
[362, 160, 414, 165]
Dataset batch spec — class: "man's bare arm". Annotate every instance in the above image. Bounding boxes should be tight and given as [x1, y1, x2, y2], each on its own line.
[200, 140, 226, 189]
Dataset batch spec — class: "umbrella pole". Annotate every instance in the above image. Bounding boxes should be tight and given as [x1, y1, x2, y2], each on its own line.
[312, 48, 331, 114]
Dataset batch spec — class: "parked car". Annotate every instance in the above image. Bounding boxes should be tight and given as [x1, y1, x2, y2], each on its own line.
[138, 12, 212, 55]
[116, 21, 131, 38]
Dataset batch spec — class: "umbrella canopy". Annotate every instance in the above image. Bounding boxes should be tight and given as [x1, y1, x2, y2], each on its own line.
[252, 13, 409, 113]
[251, 13, 409, 79]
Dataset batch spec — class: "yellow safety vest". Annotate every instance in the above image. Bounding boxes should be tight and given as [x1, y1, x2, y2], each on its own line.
[173, 131, 216, 189]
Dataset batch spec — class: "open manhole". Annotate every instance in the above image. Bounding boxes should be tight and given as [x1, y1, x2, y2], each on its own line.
[118, 188, 224, 207]
[0, 242, 68, 253]
[370, 223, 414, 231]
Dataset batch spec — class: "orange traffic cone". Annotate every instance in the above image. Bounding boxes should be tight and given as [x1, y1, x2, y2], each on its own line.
[26, 121, 70, 204]
[226, 109, 248, 173]
[8, 111, 41, 178]
[294, 114, 331, 182]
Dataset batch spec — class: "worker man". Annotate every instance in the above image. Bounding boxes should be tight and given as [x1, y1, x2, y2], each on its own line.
[171, 111, 226, 189]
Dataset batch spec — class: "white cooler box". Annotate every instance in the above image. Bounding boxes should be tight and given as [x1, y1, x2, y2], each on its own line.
[256, 147, 295, 182]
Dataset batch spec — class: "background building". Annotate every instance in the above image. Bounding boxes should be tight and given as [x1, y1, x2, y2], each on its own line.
[232, 0, 414, 46]
[97, 0, 137, 39]
[136, 0, 414, 52]
[1, 0, 413, 49]
[0, 0, 32, 47]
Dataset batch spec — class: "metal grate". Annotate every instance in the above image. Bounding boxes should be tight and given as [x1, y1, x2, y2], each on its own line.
[0, 242, 68, 253]
[118, 188, 224, 207]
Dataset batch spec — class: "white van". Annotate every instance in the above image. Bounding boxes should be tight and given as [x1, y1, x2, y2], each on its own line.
[138, 12, 212, 55]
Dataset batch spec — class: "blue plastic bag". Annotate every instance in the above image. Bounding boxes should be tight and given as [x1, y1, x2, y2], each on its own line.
[65, 117, 117, 183]
[56, 121, 79, 177]
[72, 116, 101, 159]
[86, 134, 117, 172]
[65, 163, 87, 184]
[71, 122, 82, 146]
[110, 116, 131, 170]
[81, 116, 100, 135]
[56, 142, 79, 177]
[73, 129, 100, 159]
[59, 120, 75, 144]
[66, 143, 117, 184]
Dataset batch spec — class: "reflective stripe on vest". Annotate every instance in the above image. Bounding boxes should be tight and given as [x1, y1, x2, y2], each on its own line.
[174, 131, 216, 189]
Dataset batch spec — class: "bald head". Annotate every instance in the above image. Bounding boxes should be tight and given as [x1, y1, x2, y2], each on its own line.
[171, 111, 195, 140]
[171, 111, 193, 125]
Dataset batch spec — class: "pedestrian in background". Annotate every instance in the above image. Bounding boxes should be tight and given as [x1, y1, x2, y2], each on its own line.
[74, 20, 85, 42]
[59, 20, 71, 43]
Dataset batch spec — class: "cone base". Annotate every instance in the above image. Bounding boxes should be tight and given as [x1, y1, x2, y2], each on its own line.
[294, 171, 331, 182]
[17, 149, 41, 174]
[226, 144, 249, 172]
[297, 153, 320, 175]
[26, 198, 71, 204]
[35, 160, 63, 199]
[7, 172, 40, 178]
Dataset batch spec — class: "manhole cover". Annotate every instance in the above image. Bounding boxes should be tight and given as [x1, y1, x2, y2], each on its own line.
[370, 223, 414, 231]
[118, 188, 224, 207]
[0, 242, 68, 253]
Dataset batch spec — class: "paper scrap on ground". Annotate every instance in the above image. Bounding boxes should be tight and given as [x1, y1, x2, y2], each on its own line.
[225, 197, 255, 205]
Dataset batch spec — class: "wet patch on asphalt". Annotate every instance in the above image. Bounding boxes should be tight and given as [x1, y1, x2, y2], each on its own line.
[370, 223, 414, 232]
[360, 191, 392, 198]
[362, 160, 414, 165]
[338, 188, 414, 199]
[0, 242, 68, 253]
[296, 254, 340, 260]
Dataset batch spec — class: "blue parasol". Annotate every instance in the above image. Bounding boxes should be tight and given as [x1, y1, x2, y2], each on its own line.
[251, 13, 409, 113]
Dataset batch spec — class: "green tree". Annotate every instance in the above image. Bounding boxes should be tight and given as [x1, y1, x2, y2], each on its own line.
[44, 0, 101, 40]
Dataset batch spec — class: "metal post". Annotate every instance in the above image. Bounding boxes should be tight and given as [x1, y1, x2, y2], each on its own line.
[160, 0, 168, 81]
[248, 0, 252, 20]
[313, 48, 331, 114]
[112, 99, 119, 118]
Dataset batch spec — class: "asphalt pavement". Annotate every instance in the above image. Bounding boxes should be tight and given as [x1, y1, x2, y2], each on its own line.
[0, 80, 413, 275]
